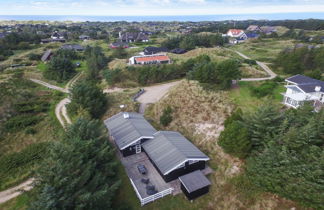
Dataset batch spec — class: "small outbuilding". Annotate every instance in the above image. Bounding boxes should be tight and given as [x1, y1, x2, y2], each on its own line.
[41, 49, 53, 62]
[179, 170, 211, 200]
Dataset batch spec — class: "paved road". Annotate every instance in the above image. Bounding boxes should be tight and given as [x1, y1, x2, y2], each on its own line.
[233, 50, 277, 81]
[0, 178, 34, 204]
[136, 81, 181, 114]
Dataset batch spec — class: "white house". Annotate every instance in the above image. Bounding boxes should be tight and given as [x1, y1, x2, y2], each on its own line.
[282, 75, 324, 112]
[129, 54, 171, 65]
[226, 29, 247, 39]
[226, 29, 248, 44]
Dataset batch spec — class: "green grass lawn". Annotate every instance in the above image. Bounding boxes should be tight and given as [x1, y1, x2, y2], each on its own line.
[229, 81, 285, 113]
[0, 190, 35, 210]
[229, 38, 296, 63]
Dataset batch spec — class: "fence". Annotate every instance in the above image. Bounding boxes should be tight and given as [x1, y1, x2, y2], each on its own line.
[130, 178, 173, 206]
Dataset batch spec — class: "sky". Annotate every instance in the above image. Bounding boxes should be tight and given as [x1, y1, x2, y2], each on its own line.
[1, 0, 324, 16]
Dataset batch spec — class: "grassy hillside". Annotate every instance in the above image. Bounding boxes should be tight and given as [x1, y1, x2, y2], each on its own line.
[229, 39, 296, 62]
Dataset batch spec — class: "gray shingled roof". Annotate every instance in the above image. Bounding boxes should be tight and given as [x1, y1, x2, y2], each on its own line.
[286, 75, 324, 93]
[41, 50, 52, 62]
[143, 131, 209, 175]
[104, 112, 157, 150]
[60, 44, 85, 51]
[179, 170, 211, 193]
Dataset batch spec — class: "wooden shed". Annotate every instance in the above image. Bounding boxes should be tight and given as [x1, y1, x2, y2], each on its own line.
[179, 170, 211, 200]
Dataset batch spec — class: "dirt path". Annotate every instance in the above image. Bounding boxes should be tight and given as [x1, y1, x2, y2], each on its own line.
[0, 178, 34, 204]
[29, 79, 68, 93]
[233, 50, 277, 81]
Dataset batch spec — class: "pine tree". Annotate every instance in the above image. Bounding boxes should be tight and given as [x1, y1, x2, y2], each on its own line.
[245, 104, 283, 151]
[218, 121, 251, 159]
[31, 119, 120, 210]
[68, 80, 107, 119]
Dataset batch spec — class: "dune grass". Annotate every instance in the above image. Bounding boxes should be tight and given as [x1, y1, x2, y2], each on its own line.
[229, 39, 296, 62]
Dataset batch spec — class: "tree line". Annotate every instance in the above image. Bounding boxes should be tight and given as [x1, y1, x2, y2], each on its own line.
[218, 105, 324, 209]
[104, 55, 241, 90]
[31, 46, 121, 209]
[274, 46, 324, 79]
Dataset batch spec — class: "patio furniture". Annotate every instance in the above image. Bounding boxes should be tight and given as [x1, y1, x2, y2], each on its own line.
[141, 178, 150, 184]
[137, 164, 147, 175]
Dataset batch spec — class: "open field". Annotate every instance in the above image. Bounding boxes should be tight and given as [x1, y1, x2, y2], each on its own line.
[229, 81, 285, 113]
[229, 39, 296, 62]
[169, 47, 240, 64]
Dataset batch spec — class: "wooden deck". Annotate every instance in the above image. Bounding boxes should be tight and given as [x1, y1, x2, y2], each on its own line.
[110, 137, 213, 202]
[119, 152, 173, 199]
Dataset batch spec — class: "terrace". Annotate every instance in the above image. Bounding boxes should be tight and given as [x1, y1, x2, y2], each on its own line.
[118, 151, 175, 206]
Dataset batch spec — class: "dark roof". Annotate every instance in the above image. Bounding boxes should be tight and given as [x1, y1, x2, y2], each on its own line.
[79, 35, 90, 39]
[286, 75, 324, 93]
[0, 32, 8, 39]
[286, 74, 321, 85]
[120, 32, 149, 42]
[144, 46, 168, 55]
[142, 131, 209, 175]
[179, 170, 211, 193]
[246, 33, 259, 39]
[60, 44, 84, 51]
[170, 48, 186, 54]
[110, 42, 129, 48]
[41, 50, 52, 62]
[104, 112, 157, 150]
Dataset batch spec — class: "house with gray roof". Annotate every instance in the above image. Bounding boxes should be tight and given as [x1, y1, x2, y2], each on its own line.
[104, 112, 157, 157]
[60, 44, 85, 51]
[282, 74, 324, 111]
[143, 131, 209, 182]
[41, 49, 52, 62]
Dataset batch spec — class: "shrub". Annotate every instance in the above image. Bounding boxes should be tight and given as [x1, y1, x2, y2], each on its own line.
[160, 106, 173, 126]
[0, 142, 49, 189]
[243, 59, 257, 65]
[28, 53, 41, 61]
[4, 114, 42, 132]
[250, 81, 277, 98]
[218, 121, 251, 159]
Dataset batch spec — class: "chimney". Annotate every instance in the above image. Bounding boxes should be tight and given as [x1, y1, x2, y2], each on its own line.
[123, 112, 129, 119]
[315, 86, 321, 92]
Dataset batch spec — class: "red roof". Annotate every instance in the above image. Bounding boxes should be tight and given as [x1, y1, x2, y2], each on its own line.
[135, 55, 170, 62]
[228, 29, 244, 35]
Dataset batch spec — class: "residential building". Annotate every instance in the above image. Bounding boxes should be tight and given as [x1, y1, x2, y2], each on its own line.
[260, 26, 276, 34]
[79, 35, 90, 41]
[226, 29, 247, 39]
[129, 54, 171, 65]
[282, 75, 324, 112]
[41, 49, 53, 62]
[179, 170, 211, 200]
[144, 46, 168, 55]
[60, 44, 85, 51]
[105, 112, 211, 204]
[246, 25, 262, 32]
[110, 42, 129, 49]
[104, 112, 157, 157]
[119, 32, 149, 43]
[143, 131, 209, 182]
[246, 32, 260, 39]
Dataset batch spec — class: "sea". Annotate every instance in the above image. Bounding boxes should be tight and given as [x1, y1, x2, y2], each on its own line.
[0, 12, 324, 22]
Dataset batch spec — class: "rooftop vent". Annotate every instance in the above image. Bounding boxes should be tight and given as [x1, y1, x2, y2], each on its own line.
[123, 113, 130, 119]
[315, 86, 321, 92]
